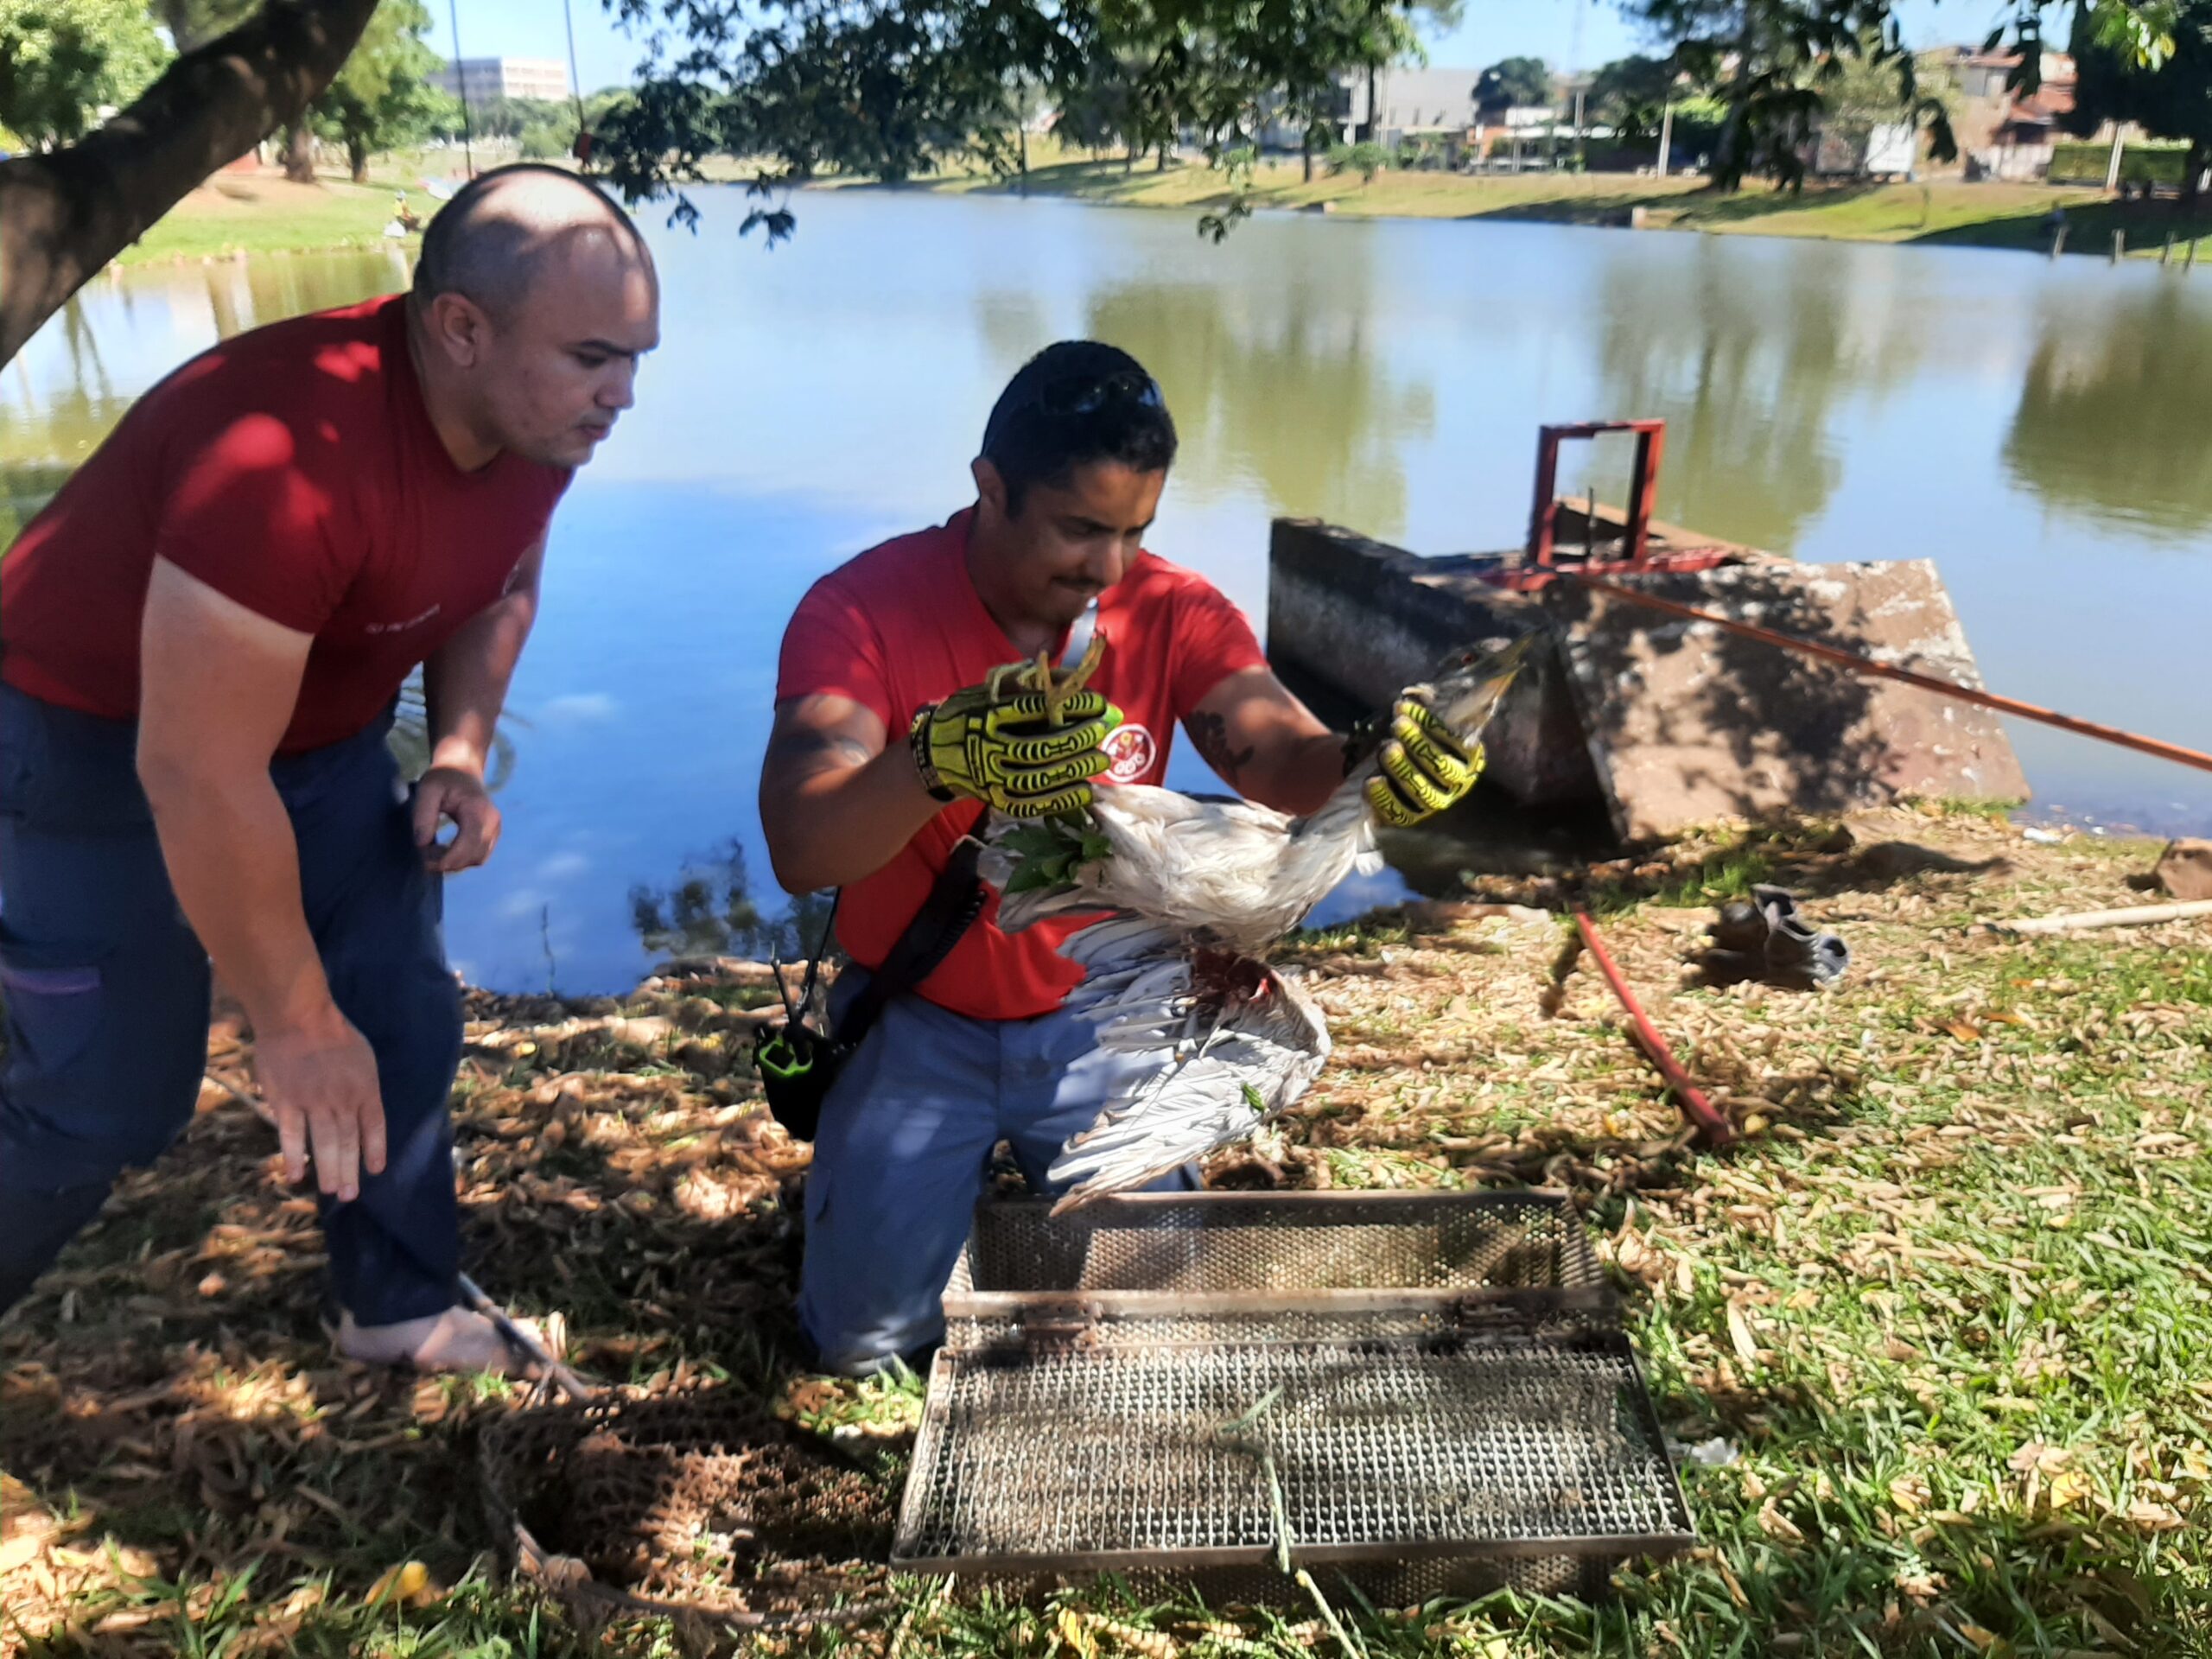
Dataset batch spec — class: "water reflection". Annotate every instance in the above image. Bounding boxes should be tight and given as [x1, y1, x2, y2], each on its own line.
[1590, 239, 1929, 555]
[0, 249, 408, 462]
[9, 209, 2212, 990]
[2002, 283, 2212, 541]
[1077, 258, 1435, 538]
[628, 839, 836, 965]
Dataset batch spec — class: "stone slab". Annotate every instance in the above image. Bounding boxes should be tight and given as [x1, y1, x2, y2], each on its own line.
[1543, 559, 2031, 839]
[1265, 518, 2031, 840]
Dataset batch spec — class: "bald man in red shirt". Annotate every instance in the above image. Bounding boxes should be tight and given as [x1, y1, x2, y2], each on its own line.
[0, 166, 659, 1370]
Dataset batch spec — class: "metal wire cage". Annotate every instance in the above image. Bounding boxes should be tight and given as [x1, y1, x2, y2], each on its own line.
[893, 1326, 1694, 1592]
[944, 1190, 1615, 1349]
[899, 1192, 1693, 1600]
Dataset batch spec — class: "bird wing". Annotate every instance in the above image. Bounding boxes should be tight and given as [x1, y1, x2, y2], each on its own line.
[1047, 942, 1331, 1212]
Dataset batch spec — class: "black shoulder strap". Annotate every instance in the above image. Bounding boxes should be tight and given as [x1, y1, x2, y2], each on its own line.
[835, 836, 987, 1050]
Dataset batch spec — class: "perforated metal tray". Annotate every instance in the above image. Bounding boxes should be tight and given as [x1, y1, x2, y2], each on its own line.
[943, 1190, 1613, 1348]
[892, 1326, 1694, 1584]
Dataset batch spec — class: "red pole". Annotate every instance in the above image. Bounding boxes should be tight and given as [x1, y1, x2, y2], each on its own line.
[1572, 910, 1736, 1148]
[1569, 574, 2212, 779]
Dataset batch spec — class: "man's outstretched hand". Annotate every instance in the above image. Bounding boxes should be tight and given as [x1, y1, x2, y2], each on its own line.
[257, 1013, 387, 1203]
[413, 766, 502, 872]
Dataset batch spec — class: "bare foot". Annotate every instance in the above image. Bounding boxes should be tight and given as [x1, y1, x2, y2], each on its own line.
[334, 1306, 554, 1376]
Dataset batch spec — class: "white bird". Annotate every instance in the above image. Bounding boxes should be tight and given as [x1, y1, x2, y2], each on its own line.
[982, 635, 1535, 1208]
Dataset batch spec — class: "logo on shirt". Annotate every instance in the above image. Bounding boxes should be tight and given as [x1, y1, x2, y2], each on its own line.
[1102, 723, 1158, 784]
[363, 603, 442, 636]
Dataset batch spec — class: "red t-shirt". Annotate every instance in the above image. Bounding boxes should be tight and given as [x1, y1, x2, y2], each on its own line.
[777, 510, 1268, 1021]
[0, 296, 569, 753]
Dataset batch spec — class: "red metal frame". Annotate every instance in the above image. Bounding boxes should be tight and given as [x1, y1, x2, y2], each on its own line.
[1528, 420, 1667, 568]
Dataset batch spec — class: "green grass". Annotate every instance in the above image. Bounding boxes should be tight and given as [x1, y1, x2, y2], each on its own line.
[117, 158, 452, 266]
[5, 813, 2208, 1656]
[839, 145, 2212, 262]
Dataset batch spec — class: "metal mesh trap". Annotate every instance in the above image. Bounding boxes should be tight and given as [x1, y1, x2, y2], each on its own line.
[901, 1192, 1692, 1601]
[944, 1191, 1611, 1348]
[477, 1385, 898, 1634]
[893, 1327, 1693, 1590]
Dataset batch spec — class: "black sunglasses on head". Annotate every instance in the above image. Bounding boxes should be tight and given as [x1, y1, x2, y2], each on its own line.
[1026, 366, 1165, 417]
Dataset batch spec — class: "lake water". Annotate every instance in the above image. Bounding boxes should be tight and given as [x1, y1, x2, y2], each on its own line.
[6, 188, 2209, 992]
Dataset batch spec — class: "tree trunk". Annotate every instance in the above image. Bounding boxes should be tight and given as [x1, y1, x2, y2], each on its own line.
[0, 0, 385, 368]
[1154, 143, 1167, 171]
[1302, 129, 1313, 182]
[283, 119, 316, 183]
[349, 137, 369, 184]
[1363, 64, 1377, 143]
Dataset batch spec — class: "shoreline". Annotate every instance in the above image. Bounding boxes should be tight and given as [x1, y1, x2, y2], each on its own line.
[119, 154, 2212, 268]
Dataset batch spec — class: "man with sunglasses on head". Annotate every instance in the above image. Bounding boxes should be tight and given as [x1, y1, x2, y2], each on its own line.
[761, 340, 1482, 1376]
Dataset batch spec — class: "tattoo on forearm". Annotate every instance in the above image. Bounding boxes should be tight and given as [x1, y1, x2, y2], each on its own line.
[767, 728, 877, 775]
[1186, 709, 1256, 785]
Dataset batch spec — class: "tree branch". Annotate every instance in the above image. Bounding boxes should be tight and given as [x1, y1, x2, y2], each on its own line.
[0, 0, 385, 366]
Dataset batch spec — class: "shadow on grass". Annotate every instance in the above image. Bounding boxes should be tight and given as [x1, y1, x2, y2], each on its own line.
[0, 1001, 820, 1636]
[1912, 194, 2212, 255]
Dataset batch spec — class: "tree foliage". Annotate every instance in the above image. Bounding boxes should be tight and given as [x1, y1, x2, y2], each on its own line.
[2068, 0, 2212, 194]
[1473, 54, 1551, 112]
[308, 0, 449, 180]
[1589, 52, 1678, 142]
[1623, 0, 2181, 191]
[590, 0, 1428, 236]
[0, 0, 168, 146]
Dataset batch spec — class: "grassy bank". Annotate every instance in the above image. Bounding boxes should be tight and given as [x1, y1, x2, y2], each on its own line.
[116, 148, 2212, 269]
[3, 803, 2207, 1656]
[115, 162, 454, 267]
[889, 151, 2212, 260]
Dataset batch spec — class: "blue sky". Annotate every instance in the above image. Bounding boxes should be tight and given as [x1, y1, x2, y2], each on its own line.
[459, 0, 2018, 98]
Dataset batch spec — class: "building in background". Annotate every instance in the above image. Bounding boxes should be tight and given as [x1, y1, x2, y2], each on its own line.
[1342, 67, 1484, 145]
[433, 57, 571, 105]
[1929, 48, 2082, 180]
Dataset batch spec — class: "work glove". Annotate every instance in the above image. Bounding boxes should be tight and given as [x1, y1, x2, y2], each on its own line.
[1363, 694, 1485, 828]
[909, 669, 1125, 819]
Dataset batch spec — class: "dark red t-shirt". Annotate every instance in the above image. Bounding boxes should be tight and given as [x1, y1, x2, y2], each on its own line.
[776, 509, 1268, 1021]
[0, 296, 570, 753]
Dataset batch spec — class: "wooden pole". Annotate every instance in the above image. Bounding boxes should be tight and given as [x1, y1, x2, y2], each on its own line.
[1656, 103, 1673, 178]
[2113, 229, 2125, 263]
[2105, 125, 2126, 193]
[2002, 899, 2212, 937]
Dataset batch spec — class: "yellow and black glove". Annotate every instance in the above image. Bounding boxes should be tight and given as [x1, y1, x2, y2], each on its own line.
[910, 673, 1125, 819]
[1363, 695, 1485, 828]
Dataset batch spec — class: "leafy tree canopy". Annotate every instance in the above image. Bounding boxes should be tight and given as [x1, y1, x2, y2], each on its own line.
[1589, 52, 1680, 142]
[2067, 0, 2212, 191]
[1473, 54, 1551, 111]
[0, 0, 168, 146]
[308, 0, 450, 180]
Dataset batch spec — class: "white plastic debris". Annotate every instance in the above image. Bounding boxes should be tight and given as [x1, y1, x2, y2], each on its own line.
[1676, 1436, 1740, 1469]
[2023, 828, 2064, 845]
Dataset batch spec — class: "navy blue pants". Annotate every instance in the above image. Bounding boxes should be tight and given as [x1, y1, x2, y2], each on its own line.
[0, 685, 465, 1323]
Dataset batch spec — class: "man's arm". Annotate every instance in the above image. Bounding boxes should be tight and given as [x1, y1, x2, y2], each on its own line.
[759, 693, 944, 895]
[414, 537, 544, 873]
[137, 557, 385, 1201]
[1183, 666, 1348, 817]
